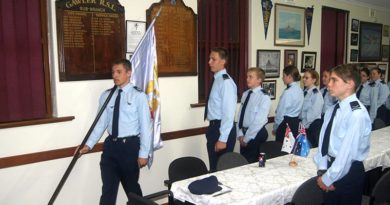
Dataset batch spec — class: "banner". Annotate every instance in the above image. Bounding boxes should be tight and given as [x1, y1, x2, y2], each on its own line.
[306, 6, 314, 45]
[261, 0, 273, 39]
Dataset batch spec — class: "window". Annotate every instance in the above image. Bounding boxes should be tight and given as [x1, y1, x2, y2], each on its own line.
[197, 0, 248, 103]
[0, 0, 52, 123]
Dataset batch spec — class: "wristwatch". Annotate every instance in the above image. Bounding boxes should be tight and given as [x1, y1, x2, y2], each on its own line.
[317, 169, 326, 176]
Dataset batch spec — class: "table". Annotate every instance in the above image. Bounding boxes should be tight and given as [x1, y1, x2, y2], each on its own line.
[171, 127, 390, 205]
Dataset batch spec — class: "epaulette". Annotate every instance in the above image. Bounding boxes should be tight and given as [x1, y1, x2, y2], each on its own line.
[369, 81, 376, 87]
[105, 88, 113, 93]
[381, 80, 386, 84]
[222, 74, 230, 80]
[261, 89, 269, 95]
[133, 86, 142, 92]
[313, 88, 319, 94]
[350, 101, 361, 111]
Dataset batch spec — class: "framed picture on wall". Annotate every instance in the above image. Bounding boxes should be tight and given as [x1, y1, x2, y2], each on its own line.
[257, 49, 281, 78]
[382, 45, 389, 62]
[262, 80, 276, 100]
[359, 21, 383, 62]
[350, 49, 358, 62]
[351, 33, 358, 46]
[301, 51, 316, 72]
[351, 19, 359, 32]
[284, 50, 298, 67]
[274, 4, 305, 46]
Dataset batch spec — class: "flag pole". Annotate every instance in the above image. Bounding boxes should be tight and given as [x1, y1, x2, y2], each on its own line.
[48, 85, 117, 205]
[288, 123, 298, 167]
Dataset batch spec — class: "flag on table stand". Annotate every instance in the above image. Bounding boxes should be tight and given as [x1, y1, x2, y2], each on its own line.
[281, 123, 296, 153]
[293, 123, 311, 157]
[130, 14, 162, 167]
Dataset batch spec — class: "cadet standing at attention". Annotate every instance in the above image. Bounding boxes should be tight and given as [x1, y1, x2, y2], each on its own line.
[273, 65, 304, 142]
[204, 47, 237, 172]
[236, 67, 271, 163]
[315, 64, 371, 205]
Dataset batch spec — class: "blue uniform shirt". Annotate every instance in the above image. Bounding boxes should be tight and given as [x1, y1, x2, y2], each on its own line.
[386, 82, 390, 110]
[314, 94, 371, 186]
[321, 87, 338, 114]
[86, 83, 152, 158]
[357, 81, 371, 107]
[207, 69, 238, 142]
[369, 79, 390, 122]
[300, 86, 324, 128]
[236, 86, 271, 143]
[273, 81, 304, 132]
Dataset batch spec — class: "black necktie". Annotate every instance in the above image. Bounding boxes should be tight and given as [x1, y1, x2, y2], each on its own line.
[322, 88, 327, 98]
[356, 85, 363, 99]
[321, 103, 340, 156]
[304, 90, 307, 97]
[238, 90, 253, 129]
[204, 77, 214, 120]
[112, 89, 122, 137]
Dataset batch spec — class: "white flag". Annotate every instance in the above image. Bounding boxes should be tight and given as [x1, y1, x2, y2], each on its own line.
[130, 17, 162, 166]
[281, 123, 295, 153]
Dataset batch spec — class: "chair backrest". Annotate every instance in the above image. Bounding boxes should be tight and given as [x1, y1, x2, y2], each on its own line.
[168, 156, 208, 183]
[374, 118, 386, 130]
[371, 170, 390, 205]
[259, 141, 287, 159]
[127, 192, 158, 205]
[291, 177, 323, 205]
[216, 152, 248, 171]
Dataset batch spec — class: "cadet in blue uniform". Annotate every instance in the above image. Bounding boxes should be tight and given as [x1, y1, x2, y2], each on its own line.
[386, 82, 390, 125]
[79, 59, 152, 205]
[300, 70, 324, 147]
[205, 47, 237, 171]
[320, 70, 337, 116]
[273, 65, 304, 142]
[315, 64, 371, 205]
[369, 67, 390, 128]
[356, 67, 371, 112]
[237, 67, 271, 163]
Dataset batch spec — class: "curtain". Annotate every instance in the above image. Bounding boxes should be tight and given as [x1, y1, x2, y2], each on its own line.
[0, 0, 47, 122]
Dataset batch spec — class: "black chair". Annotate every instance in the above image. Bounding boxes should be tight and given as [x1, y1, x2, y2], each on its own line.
[369, 170, 390, 205]
[127, 192, 158, 205]
[216, 152, 248, 171]
[164, 156, 208, 205]
[259, 141, 288, 159]
[373, 118, 386, 130]
[291, 177, 323, 205]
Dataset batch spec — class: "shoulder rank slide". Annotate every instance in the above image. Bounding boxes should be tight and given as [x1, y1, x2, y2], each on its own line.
[133, 86, 142, 92]
[261, 89, 269, 95]
[313, 88, 319, 93]
[350, 101, 361, 111]
[222, 74, 230, 80]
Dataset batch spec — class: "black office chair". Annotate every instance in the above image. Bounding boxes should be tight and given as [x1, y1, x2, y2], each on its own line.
[164, 156, 208, 205]
[291, 177, 323, 205]
[259, 141, 288, 159]
[369, 170, 390, 205]
[127, 192, 158, 205]
[216, 152, 248, 171]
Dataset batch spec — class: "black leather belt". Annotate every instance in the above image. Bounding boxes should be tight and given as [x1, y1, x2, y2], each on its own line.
[327, 155, 335, 168]
[108, 135, 139, 143]
[209, 120, 221, 126]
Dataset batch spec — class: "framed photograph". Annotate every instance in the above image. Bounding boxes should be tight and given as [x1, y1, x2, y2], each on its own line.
[384, 25, 389, 37]
[256, 49, 281, 78]
[274, 4, 305, 46]
[301, 51, 316, 72]
[382, 45, 389, 61]
[126, 20, 146, 53]
[350, 49, 358, 62]
[359, 21, 383, 62]
[351, 33, 358, 46]
[262, 80, 276, 100]
[284, 50, 298, 67]
[351, 19, 359, 32]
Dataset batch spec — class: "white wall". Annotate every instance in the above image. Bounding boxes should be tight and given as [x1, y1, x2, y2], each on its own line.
[1, 0, 390, 204]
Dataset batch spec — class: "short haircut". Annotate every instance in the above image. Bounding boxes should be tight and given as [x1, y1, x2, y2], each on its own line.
[283, 65, 301, 81]
[371, 67, 382, 76]
[331, 64, 360, 91]
[112, 59, 132, 71]
[305, 70, 320, 86]
[248, 67, 265, 81]
[211, 47, 229, 62]
[360, 67, 370, 77]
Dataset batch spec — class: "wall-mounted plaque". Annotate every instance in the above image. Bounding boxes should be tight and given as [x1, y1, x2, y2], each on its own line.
[147, 0, 197, 76]
[56, 0, 125, 81]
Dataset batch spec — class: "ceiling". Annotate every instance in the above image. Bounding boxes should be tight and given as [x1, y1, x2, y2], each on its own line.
[338, 0, 390, 12]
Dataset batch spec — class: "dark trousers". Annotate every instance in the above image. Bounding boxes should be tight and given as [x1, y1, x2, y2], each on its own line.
[240, 126, 268, 163]
[100, 136, 142, 205]
[276, 116, 299, 143]
[306, 119, 322, 148]
[206, 120, 236, 172]
[323, 161, 365, 205]
[377, 105, 390, 126]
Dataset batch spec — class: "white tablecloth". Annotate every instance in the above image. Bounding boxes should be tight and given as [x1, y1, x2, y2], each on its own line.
[171, 127, 390, 205]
